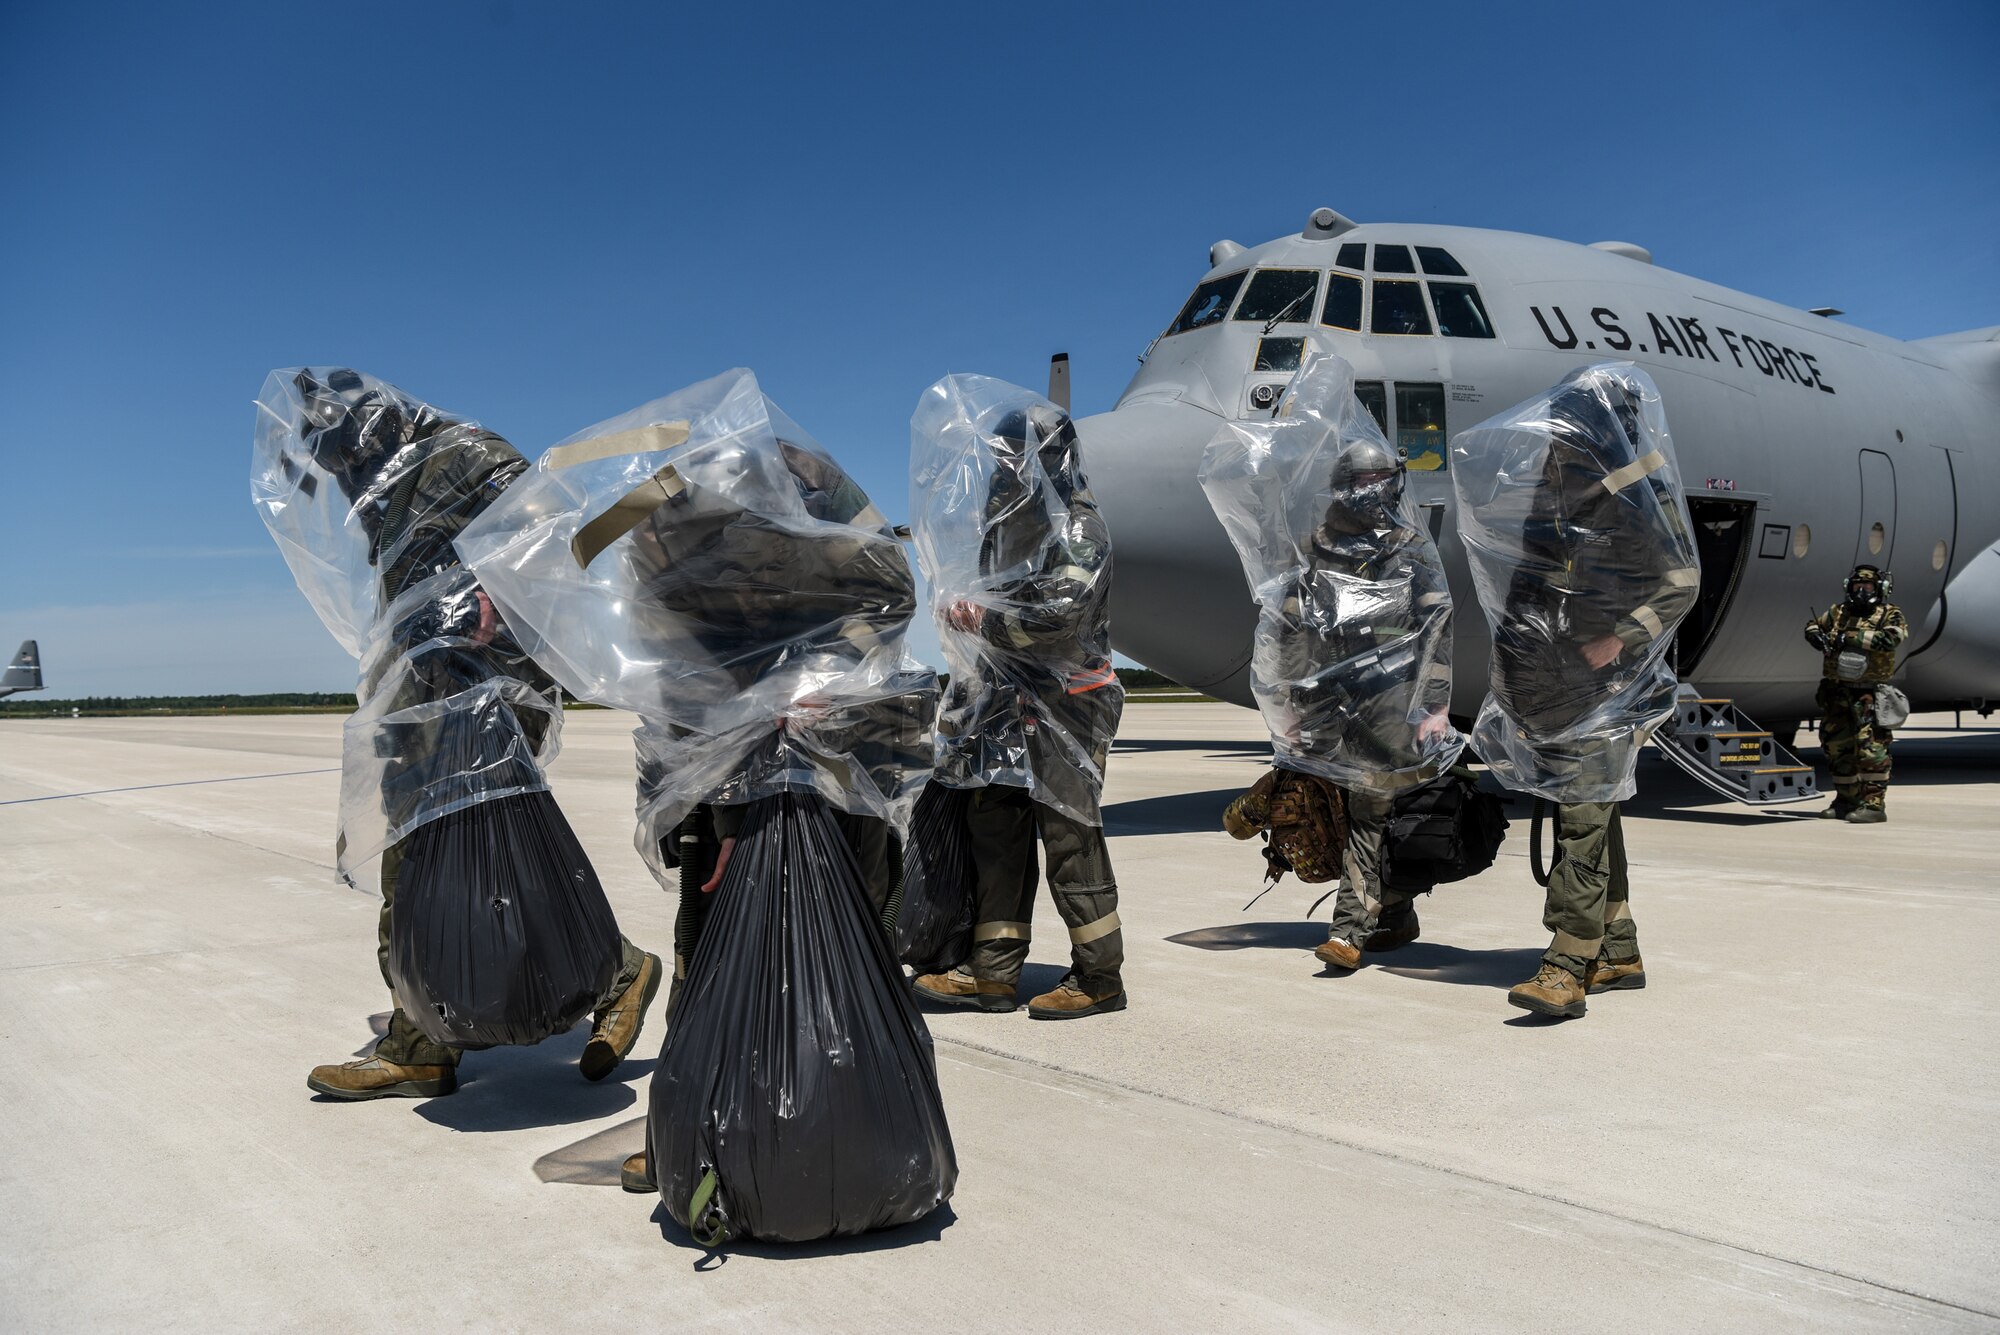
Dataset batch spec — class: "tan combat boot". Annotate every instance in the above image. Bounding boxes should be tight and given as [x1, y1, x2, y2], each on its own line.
[582, 951, 665, 1082]
[1507, 963, 1587, 1018]
[307, 1055, 456, 1101]
[621, 1151, 655, 1194]
[1314, 936, 1362, 970]
[912, 968, 1018, 1013]
[1586, 955, 1646, 993]
[1364, 911, 1420, 953]
[1026, 972, 1127, 1020]
[1845, 806, 1887, 824]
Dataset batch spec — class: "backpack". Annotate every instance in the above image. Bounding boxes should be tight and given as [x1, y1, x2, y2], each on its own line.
[1383, 768, 1508, 894]
[1223, 767, 1350, 885]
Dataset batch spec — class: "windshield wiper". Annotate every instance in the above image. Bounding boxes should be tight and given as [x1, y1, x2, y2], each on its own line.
[1263, 287, 1314, 334]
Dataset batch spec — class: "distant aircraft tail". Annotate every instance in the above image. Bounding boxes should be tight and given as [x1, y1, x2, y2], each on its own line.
[1, 640, 43, 697]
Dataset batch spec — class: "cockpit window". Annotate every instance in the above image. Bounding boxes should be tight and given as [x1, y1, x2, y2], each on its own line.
[1429, 282, 1494, 338]
[1321, 273, 1363, 331]
[1371, 280, 1432, 335]
[1166, 271, 1246, 336]
[1233, 269, 1321, 326]
[1416, 246, 1467, 276]
[1336, 242, 1367, 271]
[1373, 244, 1416, 274]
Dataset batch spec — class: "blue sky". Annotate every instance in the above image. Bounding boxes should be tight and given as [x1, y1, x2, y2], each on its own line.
[2, 0, 1995, 695]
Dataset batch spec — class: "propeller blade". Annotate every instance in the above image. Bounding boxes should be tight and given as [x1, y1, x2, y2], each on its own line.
[1047, 353, 1071, 414]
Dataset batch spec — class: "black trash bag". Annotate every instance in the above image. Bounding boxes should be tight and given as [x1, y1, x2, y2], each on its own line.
[389, 788, 622, 1048]
[648, 791, 958, 1245]
[1382, 769, 1509, 896]
[896, 784, 975, 974]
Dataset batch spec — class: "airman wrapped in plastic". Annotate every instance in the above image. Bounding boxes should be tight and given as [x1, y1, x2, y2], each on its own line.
[1450, 362, 1701, 803]
[1200, 351, 1463, 791]
[907, 375, 1128, 1020]
[454, 367, 937, 874]
[251, 368, 561, 878]
[909, 375, 1123, 826]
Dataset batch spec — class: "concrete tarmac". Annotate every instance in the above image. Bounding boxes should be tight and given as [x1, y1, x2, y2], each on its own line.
[2, 705, 1996, 1332]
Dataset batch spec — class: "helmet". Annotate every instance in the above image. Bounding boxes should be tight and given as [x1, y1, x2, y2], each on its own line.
[294, 368, 436, 501]
[1322, 438, 1404, 534]
[1845, 564, 1891, 606]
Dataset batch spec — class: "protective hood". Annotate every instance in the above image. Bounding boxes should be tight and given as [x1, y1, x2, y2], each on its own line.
[1450, 362, 1701, 803]
[1199, 351, 1463, 790]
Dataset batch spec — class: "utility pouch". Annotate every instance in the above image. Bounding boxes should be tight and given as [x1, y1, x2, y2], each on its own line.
[1836, 650, 1868, 682]
[1872, 684, 1911, 729]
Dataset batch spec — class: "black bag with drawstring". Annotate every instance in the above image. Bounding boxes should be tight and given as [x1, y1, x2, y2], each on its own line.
[895, 783, 976, 974]
[647, 791, 958, 1245]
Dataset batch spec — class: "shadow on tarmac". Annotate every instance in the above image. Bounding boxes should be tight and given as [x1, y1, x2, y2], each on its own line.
[1103, 788, 1240, 835]
[1110, 737, 1268, 758]
[1166, 920, 1323, 952]
[653, 1201, 958, 1265]
[1374, 943, 1546, 990]
[404, 1025, 647, 1132]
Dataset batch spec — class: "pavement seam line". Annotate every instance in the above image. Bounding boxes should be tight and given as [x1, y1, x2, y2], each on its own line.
[929, 1031, 1997, 1321]
[0, 768, 340, 806]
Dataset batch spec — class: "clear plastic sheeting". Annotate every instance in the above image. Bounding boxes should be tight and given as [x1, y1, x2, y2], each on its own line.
[909, 376, 1123, 825]
[251, 368, 561, 878]
[455, 368, 936, 874]
[1199, 352, 1463, 791]
[1450, 362, 1701, 803]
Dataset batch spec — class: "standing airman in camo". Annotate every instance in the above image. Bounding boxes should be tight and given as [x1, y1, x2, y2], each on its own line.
[1805, 565, 1908, 823]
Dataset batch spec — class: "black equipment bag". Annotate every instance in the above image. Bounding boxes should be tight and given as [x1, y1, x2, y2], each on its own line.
[388, 789, 622, 1048]
[648, 791, 958, 1245]
[1382, 768, 1508, 895]
[896, 783, 975, 974]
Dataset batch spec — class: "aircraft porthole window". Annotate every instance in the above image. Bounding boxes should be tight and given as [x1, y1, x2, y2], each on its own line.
[1395, 382, 1448, 471]
[1868, 522, 1886, 555]
[1165, 271, 1248, 337]
[1370, 280, 1434, 336]
[1429, 282, 1495, 339]
[1233, 269, 1321, 326]
[1322, 273, 1363, 331]
[1336, 242, 1367, 271]
[1415, 246, 1468, 277]
[1355, 380, 1389, 435]
[1793, 524, 1811, 558]
[1933, 539, 1948, 570]
[1373, 244, 1416, 274]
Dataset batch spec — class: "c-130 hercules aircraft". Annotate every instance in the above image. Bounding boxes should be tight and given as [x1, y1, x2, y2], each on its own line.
[1071, 207, 1999, 778]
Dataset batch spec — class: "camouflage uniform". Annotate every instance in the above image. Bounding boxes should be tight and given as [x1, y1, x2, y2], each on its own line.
[1538, 802, 1635, 980]
[1804, 600, 1908, 814]
[941, 432, 1124, 993]
[360, 424, 645, 1065]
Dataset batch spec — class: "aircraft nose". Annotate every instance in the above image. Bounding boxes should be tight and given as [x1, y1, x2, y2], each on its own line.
[1076, 401, 1256, 704]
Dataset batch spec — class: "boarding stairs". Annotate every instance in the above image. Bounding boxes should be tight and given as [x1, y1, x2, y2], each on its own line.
[1654, 684, 1819, 806]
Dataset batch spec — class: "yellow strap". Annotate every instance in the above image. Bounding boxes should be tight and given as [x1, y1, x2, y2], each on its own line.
[1631, 605, 1664, 639]
[1606, 902, 1633, 924]
[572, 465, 687, 568]
[546, 422, 690, 471]
[1599, 449, 1667, 495]
[974, 921, 1032, 942]
[1067, 911, 1122, 946]
[1665, 566, 1700, 588]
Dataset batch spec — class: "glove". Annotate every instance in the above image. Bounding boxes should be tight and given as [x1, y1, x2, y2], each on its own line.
[1805, 625, 1828, 651]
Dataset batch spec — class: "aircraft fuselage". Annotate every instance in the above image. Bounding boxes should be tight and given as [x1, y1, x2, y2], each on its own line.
[1078, 215, 2000, 721]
